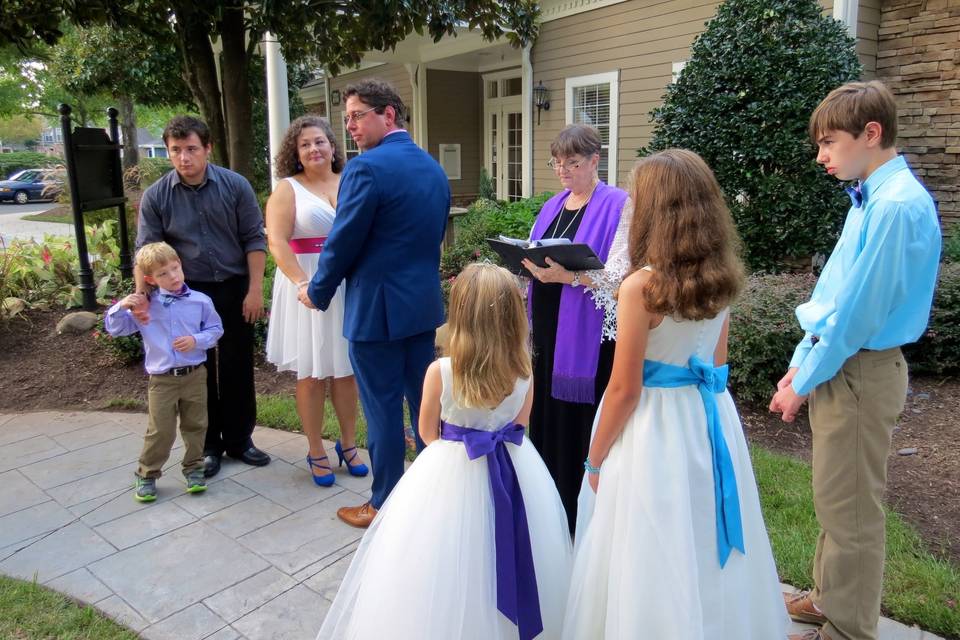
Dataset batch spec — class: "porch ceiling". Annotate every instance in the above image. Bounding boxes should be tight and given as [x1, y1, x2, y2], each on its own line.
[362, 27, 520, 70]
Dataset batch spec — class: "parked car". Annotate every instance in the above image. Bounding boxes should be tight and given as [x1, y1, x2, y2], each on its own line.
[0, 168, 64, 204]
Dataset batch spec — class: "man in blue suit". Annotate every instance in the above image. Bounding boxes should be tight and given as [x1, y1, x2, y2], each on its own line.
[303, 79, 449, 528]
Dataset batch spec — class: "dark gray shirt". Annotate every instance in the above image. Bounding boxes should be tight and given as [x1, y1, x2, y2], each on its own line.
[136, 163, 267, 282]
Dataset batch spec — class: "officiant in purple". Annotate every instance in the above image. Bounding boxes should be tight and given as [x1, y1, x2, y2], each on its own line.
[522, 124, 633, 532]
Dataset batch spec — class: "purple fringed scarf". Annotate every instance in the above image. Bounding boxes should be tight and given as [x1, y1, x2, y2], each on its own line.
[528, 182, 628, 403]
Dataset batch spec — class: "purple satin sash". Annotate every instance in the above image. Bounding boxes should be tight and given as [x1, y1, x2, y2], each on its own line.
[440, 421, 542, 640]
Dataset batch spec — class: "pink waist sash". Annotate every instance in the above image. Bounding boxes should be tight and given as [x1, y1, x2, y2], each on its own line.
[289, 236, 326, 254]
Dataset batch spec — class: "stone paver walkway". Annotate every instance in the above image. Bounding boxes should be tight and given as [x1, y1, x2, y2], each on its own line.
[0, 411, 943, 640]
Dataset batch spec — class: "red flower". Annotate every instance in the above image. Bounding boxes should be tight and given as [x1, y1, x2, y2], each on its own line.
[40, 246, 52, 265]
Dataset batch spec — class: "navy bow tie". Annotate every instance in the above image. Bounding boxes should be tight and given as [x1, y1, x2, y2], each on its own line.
[160, 289, 190, 307]
[845, 182, 863, 208]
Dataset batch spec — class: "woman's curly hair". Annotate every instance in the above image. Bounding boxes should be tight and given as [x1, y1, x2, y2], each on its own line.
[273, 115, 345, 178]
[628, 148, 744, 320]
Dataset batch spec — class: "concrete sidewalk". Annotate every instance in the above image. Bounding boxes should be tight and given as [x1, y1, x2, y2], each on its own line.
[0, 411, 943, 640]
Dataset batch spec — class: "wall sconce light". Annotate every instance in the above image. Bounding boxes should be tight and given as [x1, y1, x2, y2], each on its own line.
[534, 81, 550, 125]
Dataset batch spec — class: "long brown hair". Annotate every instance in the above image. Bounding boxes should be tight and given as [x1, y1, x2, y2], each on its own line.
[628, 149, 744, 320]
[273, 115, 345, 178]
[447, 263, 531, 408]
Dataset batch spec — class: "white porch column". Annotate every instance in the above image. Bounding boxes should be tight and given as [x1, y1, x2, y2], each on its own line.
[405, 63, 429, 151]
[264, 31, 290, 190]
[833, 0, 859, 39]
[522, 44, 533, 198]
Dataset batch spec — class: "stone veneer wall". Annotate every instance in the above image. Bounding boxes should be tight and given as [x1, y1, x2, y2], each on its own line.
[877, 0, 960, 231]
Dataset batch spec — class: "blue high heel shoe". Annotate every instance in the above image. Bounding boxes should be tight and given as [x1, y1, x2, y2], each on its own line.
[306, 454, 336, 487]
[335, 441, 369, 477]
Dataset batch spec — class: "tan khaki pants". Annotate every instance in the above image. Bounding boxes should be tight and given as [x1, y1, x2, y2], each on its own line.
[138, 365, 208, 479]
[809, 348, 908, 640]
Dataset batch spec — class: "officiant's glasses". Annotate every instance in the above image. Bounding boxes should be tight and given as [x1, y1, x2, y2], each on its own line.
[547, 158, 584, 173]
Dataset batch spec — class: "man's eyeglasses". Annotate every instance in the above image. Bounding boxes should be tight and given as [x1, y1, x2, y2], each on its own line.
[547, 158, 583, 172]
[343, 107, 379, 126]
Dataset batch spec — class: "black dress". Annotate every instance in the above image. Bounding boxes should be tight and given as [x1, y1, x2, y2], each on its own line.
[528, 205, 616, 533]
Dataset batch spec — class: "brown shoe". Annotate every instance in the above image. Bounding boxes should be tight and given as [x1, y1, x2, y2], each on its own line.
[788, 629, 832, 640]
[337, 502, 378, 528]
[784, 590, 828, 625]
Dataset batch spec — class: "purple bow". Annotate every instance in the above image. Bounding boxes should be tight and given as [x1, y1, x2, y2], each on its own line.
[440, 421, 542, 640]
[845, 181, 863, 208]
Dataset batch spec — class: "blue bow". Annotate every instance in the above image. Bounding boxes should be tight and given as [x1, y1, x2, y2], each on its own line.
[845, 181, 863, 208]
[643, 356, 746, 567]
[160, 289, 190, 307]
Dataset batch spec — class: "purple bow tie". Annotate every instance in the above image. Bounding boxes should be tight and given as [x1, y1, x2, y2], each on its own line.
[845, 182, 863, 208]
[160, 288, 190, 307]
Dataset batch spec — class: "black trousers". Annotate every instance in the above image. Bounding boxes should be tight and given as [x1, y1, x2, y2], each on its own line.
[187, 276, 257, 456]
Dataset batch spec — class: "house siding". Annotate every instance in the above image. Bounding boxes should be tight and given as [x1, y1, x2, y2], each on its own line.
[426, 70, 482, 203]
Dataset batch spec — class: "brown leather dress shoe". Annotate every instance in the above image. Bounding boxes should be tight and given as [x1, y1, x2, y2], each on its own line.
[784, 590, 828, 625]
[788, 629, 832, 640]
[337, 502, 378, 528]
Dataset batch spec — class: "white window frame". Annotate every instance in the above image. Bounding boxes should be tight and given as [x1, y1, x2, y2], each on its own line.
[565, 70, 620, 187]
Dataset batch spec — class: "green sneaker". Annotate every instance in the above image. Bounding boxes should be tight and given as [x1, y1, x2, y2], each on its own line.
[184, 469, 207, 494]
[133, 475, 157, 502]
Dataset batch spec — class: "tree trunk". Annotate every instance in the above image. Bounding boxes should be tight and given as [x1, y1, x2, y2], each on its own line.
[219, 1, 254, 182]
[171, 1, 229, 167]
[118, 95, 139, 171]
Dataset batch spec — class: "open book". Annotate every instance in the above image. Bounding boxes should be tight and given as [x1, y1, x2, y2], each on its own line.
[486, 235, 604, 278]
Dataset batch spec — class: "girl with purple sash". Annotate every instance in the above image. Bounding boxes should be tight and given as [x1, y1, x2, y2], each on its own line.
[523, 124, 633, 531]
[316, 263, 571, 640]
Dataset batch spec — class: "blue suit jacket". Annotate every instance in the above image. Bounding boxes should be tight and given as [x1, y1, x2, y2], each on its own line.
[308, 130, 450, 342]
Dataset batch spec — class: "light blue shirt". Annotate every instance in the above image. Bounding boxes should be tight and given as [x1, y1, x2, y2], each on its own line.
[105, 286, 224, 375]
[789, 155, 941, 396]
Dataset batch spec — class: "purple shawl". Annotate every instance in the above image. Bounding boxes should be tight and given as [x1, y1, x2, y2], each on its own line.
[529, 182, 628, 403]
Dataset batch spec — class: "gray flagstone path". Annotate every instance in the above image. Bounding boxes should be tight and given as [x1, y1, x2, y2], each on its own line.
[0, 411, 943, 640]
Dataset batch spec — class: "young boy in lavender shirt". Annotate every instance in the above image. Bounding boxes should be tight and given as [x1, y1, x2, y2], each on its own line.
[105, 242, 224, 502]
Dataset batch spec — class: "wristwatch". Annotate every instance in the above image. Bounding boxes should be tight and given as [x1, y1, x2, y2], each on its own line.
[570, 271, 582, 288]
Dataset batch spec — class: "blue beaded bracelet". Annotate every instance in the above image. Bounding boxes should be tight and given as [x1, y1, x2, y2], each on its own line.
[583, 457, 601, 474]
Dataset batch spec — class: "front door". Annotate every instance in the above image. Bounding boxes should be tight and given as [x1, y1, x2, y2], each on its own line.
[484, 73, 523, 202]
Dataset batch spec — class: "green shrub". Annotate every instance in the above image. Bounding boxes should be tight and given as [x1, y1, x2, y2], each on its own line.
[122, 158, 172, 190]
[0, 220, 131, 308]
[0, 151, 60, 178]
[728, 267, 960, 403]
[92, 314, 144, 364]
[641, 0, 861, 271]
[903, 262, 960, 375]
[728, 272, 816, 404]
[440, 193, 553, 278]
[254, 252, 277, 354]
[943, 231, 960, 264]
[478, 167, 496, 201]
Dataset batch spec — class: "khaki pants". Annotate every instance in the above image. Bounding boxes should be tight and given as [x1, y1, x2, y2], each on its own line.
[809, 348, 908, 640]
[138, 365, 208, 479]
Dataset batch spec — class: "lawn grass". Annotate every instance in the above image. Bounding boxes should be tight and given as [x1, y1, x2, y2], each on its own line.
[22, 210, 73, 224]
[0, 575, 137, 639]
[752, 446, 960, 638]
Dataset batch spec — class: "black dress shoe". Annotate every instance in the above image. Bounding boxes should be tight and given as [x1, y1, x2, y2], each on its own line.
[203, 454, 222, 478]
[228, 446, 271, 467]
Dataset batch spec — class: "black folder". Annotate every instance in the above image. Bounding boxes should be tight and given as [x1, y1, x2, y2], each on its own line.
[486, 238, 604, 278]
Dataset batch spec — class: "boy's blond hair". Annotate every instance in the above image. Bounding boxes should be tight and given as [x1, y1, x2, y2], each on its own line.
[809, 80, 898, 148]
[136, 242, 180, 276]
[447, 263, 532, 409]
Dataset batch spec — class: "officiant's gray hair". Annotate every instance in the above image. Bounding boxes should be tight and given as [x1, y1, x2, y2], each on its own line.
[550, 124, 602, 159]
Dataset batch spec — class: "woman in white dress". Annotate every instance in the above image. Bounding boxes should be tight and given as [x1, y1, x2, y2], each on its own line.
[265, 116, 367, 486]
[317, 263, 571, 640]
[563, 149, 788, 639]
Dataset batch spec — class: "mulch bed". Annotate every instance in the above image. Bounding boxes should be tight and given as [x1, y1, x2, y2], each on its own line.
[3, 308, 957, 565]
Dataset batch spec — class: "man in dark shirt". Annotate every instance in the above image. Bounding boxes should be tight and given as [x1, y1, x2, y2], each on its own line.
[136, 116, 270, 477]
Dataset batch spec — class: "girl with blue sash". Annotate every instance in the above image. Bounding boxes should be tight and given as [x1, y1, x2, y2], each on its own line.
[317, 263, 571, 640]
[562, 150, 788, 639]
